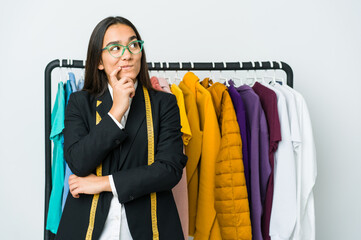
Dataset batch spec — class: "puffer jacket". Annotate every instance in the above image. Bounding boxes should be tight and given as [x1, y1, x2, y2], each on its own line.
[201, 79, 252, 240]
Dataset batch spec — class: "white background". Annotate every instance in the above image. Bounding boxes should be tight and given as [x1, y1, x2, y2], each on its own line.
[0, 0, 360, 239]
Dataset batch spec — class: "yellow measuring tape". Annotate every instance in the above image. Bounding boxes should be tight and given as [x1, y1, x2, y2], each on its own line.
[85, 88, 159, 239]
[85, 105, 103, 240]
[143, 85, 160, 240]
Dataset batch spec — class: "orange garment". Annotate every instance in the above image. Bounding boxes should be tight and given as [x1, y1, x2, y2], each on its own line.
[181, 72, 222, 240]
[171, 83, 192, 239]
[178, 80, 202, 237]
[201, 79, 252, 240]
[171, 84, 192, 145]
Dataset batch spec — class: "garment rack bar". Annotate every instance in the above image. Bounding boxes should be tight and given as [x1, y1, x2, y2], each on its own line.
[44, 59, 293, 240]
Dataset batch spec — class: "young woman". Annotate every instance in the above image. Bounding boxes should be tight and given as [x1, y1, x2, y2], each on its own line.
[56, 16, 187, 240]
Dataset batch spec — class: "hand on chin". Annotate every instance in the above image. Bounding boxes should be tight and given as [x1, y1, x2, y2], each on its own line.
[117, 72, 136, 82]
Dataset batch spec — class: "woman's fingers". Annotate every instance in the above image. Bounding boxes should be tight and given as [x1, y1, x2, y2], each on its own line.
[69, 184, 80, 198]
[69, 174, 80, 198]
[68, 174, 102, 198]
[109, 66, 122, 87]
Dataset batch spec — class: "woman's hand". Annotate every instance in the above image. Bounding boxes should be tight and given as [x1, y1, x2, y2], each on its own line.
[108, 66, 136, 122]
[68, 174, 111, 198]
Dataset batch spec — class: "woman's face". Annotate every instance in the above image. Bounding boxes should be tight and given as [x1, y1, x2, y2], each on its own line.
[99, 23, 142, 83]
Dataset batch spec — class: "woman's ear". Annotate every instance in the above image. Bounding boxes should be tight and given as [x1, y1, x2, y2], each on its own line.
[98, 60, 104, 70]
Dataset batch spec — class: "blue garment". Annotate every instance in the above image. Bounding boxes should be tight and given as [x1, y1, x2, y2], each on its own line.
[62, 73, 77, 210]
[65, 80, 72, 105]
[68, 72, 77, 92]
[77, 79, 84, 90]
[62, 164, 73, 210]
[46, 82, 66, 234]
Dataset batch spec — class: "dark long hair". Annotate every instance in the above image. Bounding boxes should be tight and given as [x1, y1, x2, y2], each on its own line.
[83, 16, 153, 96]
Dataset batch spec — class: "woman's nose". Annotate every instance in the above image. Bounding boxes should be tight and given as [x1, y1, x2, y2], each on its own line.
[121, 48, 132, 61]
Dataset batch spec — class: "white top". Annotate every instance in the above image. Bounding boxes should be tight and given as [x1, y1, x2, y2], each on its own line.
[261, 83, 297, 240]
[274, 83, 301, 151]
[98, 81, 138, 240]
[284, 85, 317, 240]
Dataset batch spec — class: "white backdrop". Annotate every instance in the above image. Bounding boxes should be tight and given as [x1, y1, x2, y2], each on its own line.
[0, 0, 360, 239]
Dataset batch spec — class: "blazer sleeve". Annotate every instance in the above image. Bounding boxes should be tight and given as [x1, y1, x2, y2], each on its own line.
[112, 94, 188, 203]
[63, 93, 128, 177]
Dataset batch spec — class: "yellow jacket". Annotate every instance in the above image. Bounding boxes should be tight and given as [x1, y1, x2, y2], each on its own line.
[171, 83, 192, 239]
[178, 80, 202, 237]
[201, 79, 252, 240]
[181, 72, 222, 240]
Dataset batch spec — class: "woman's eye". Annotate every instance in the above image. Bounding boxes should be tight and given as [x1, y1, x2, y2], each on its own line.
[129, 42, 139, 49]
[109, 46, 120, 51]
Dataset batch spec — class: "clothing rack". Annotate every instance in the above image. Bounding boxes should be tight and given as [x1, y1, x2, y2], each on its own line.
[44, 59, 294, 240]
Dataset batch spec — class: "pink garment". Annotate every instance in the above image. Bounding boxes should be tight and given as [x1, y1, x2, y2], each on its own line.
[153, 76, 188, 239]
[172, 150, 189, 240]
[150, 76, 163, 91]
[157, 77, 172, 93]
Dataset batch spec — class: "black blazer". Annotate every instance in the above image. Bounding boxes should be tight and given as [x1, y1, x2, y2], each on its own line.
[56, 82, 187, 240]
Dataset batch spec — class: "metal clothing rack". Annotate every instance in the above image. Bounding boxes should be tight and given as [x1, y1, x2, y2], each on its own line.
[44, 59, 294, 240]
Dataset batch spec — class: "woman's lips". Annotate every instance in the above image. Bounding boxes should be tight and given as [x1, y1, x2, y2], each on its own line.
[121, 65, 132, 70]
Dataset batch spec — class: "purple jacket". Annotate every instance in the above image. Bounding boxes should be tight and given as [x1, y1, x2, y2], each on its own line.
[237, 84, 270, 240]
[227, 81, 251, 197]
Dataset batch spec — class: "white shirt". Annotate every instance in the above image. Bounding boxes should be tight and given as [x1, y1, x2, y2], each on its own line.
[284, 85, 317, 240]
[99, 81, 138, 240]
[262, 83, 297, 240]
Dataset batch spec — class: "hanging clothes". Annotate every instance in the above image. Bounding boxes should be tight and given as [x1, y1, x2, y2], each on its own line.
[150, 76, 162, 91]
[252, 81, 282, 240]
[274, 83, 301, 154]
[172, 91, 191, 240]
[77, 78, 84, 91]
[263, 84, 296, 240]
[158, 77, 172, 93]
[171, 84, 192, 145]
[236, 84, 270, 240]
[152, 78, 191, 240]
[227, 81, 251, 198]
[181, 72, 222, 239]
[62, 72, 78, 210]
[201, 78, 252, 240]
[282, 85, 317, 240]
[178, 80, 203, 237]
[68, 72, 77, 94]
[46, 82, 66, 234]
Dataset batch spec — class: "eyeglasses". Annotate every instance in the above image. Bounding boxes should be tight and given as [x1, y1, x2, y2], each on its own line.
[102, 40, 144, 58]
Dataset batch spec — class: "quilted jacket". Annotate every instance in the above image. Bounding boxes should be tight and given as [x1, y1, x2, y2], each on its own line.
[201, 79, 252, 240]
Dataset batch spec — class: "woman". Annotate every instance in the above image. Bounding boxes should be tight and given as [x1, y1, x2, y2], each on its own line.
[56, 16, 187, 240]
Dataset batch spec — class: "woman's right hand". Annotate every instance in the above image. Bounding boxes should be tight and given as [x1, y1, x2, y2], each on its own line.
[108, 66, 136, 122]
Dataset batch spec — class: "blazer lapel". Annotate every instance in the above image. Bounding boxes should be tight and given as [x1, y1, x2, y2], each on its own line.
[95, 88, 115, 175]
[96, 88, 113, 122]
[118, 82, 146, 170]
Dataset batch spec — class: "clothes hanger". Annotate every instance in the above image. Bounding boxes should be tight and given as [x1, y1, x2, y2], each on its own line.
[219, 62, 227, 85]
[262, 61, 276, 86]
[163, 62, 172, 85]
[244, 61, 256, 86]
[208, 68, 212, 82]
[231, 62, 242, 87]
[64, 59, 70, 82]
[174, 67, 182, 86]
[275, 61, 286, 85]
[255, 61, 265, 84]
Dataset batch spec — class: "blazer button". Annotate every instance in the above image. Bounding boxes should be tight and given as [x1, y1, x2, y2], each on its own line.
[129, 195, 134, 200]
[115, 139, 121, 144]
